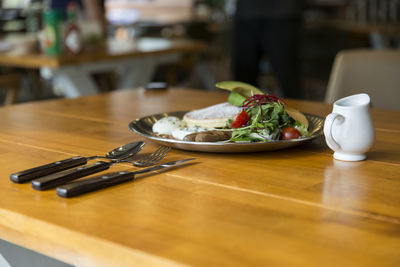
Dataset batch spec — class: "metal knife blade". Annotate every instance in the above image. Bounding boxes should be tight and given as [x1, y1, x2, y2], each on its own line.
[132, 158, 196, 175]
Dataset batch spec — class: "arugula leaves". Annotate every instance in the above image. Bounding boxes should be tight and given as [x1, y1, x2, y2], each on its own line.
[229, 101, 303, 142]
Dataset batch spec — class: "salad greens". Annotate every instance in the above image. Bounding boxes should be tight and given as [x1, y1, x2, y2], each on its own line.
[226, 91, 309, 142]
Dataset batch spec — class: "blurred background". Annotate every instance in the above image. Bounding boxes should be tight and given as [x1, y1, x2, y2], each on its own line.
[0, 0, 399, 106]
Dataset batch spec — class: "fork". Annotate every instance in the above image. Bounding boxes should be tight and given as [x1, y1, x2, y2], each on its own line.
[133, 146, 171, 167]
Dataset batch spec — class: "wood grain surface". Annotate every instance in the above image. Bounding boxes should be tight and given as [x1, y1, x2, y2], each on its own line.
[0, 88, 399, 267]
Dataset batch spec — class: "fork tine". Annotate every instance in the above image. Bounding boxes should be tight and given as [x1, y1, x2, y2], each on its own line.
[142, 146, 169, 165]
[134, 146, 171, 167]
[140, 146, 170, 166]
[150, 146, 170, 161]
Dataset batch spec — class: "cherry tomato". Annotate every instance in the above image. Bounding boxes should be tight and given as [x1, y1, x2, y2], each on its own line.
[231, 110, 249, 128]
[281, 127, 301, 140]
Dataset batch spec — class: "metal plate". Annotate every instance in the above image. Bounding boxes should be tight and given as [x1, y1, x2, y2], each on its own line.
[128, 111, 324, 153]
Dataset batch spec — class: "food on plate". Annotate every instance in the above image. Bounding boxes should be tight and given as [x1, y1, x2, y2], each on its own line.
[227, 94, 308, 142]
[286, 107, 309, 128]
[152, 81, 309, 143]
[216, 80, 263, 97]
[216, 80, 263, 106]
[152, 116, 185, 135]
[183, 102, 241, 128]
[183, 130, 232, 142]
[281, 127, 301, 140]
[152, 116, 209, 140]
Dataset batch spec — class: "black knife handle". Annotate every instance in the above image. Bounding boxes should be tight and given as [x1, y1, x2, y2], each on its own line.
[56, 171, 134, 198]
[31, 161, 111, 191]
[10, 156, 88, 183]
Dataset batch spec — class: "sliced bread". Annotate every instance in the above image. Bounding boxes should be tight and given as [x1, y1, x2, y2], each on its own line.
[183, 102, 241, 128]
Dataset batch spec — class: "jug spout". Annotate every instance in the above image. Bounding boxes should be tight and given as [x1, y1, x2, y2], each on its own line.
[335, 93, 370, 108]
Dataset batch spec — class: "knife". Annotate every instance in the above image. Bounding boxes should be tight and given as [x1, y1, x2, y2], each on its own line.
[56, 158, 195, 198]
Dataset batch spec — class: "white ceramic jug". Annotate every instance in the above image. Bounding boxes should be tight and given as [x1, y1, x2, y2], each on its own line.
[324, 93, 375, 161]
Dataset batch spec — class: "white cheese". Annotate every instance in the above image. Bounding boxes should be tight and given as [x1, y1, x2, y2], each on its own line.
[171, 126, 210, 140]
[152, 116, 186, 135]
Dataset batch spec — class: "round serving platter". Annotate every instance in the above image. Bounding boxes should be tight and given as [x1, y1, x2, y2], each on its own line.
[128, 111, 324, 153]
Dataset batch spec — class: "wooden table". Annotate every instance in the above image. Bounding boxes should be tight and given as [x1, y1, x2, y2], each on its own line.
[0, 38, 205, 98]
[0, 88, 399, 267]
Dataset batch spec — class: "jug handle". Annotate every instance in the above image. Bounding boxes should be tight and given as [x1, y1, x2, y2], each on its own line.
[324, 113, 344, 151]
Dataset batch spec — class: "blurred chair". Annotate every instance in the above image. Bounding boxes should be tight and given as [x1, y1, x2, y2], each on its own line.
[325, 49, 400, 110]
[0, 72, 21, 106]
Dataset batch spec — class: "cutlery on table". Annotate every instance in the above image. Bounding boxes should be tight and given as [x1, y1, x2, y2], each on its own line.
[31, 146, 170, 190]
[10, 142, 145, 183]
[56, 158, 195, 198]
[132, 146, 171, 167]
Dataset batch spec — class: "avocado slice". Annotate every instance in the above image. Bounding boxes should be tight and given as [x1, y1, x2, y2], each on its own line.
[286, 107, 309, 128]
[216, 81, 263, 98]
[228, 91, 247, 106]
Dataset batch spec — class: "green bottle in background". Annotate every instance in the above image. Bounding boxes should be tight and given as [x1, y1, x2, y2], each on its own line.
[43, 9, 63, 55]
